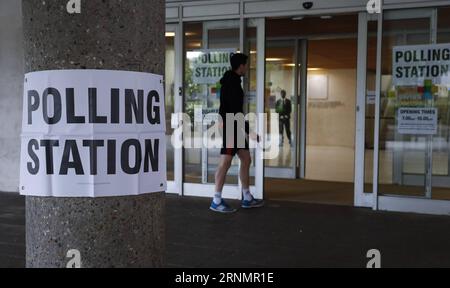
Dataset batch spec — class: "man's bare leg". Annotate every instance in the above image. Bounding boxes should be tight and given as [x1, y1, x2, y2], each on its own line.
[210, 154, 236, 213]
[237, 149, 251, 191]
[213, 155, 233, 202]
[215, 155, 233, 193]
[238, 149, 264, 208]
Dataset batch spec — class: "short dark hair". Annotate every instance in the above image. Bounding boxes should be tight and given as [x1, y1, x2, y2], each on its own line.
[281, 90, 286, 97]
[230, 53, 248, 71]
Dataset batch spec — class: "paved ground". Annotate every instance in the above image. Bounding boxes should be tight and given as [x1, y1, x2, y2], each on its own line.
[0, 192, 25, 268]
[1, 192, 450, 268]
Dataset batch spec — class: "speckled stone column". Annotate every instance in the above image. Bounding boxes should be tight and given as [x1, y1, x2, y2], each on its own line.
[22, 0, 165, 268]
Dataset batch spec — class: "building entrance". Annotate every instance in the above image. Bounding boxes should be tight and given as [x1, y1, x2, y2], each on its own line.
[264, 14, 358, 206]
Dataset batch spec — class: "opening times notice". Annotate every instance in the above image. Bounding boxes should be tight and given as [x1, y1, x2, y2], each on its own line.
[397, 107, 438, 135]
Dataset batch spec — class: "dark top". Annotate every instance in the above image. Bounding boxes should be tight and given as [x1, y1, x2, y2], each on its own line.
[218, 70, 249, 136]
[219, 70, 244, 119]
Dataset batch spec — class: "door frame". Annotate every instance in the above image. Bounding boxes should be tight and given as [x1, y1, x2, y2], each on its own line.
[354, 11, 372, 207]
[165, 23, 183, 196]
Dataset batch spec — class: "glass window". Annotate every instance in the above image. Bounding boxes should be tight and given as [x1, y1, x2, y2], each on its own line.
[184, 22, 203, 184]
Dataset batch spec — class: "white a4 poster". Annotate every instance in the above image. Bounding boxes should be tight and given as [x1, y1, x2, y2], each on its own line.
[20, 70, 166, 197]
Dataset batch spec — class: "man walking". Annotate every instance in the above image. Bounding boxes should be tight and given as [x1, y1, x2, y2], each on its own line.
[275, 90, 292, 146]
[210, 53, 264, 213]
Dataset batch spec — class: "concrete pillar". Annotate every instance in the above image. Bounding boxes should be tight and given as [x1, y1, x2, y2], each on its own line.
[22, 0, 165, 267]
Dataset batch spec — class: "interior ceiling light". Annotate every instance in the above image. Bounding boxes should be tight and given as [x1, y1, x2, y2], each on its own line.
[292, 16, 304, 20]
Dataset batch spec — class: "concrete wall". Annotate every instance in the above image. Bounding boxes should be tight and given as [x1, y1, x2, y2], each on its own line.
[0, 0, 24, 192]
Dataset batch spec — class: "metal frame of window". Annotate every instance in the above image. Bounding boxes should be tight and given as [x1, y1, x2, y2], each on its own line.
[166, 0, 450, 23]
[166, 22, 183, 196]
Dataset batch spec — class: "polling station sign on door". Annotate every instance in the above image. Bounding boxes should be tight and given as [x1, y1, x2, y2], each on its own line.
[392, 44, 450, 135]
[19, 70, 166, 197]
[393, 43, 450, 86]
[190, 49, 234, 85]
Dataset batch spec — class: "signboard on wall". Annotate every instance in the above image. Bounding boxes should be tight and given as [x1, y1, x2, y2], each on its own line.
[397, 107, 437, 135]
[190, 49, 235, 84]
[20, 70, 166, 197]
[393, 43, 450, 86]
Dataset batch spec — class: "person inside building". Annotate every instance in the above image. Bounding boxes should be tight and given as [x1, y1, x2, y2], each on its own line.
[210, 53, 264, 213]
[275, 90, 292, 146]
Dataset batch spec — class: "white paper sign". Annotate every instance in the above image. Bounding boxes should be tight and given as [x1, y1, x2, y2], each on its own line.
[397, 107, 437, 135]
[190, 49, 235, 84]
[367, 91, 376, 105]
[393, 44, 450, 86]
[20, 70, 166, 197]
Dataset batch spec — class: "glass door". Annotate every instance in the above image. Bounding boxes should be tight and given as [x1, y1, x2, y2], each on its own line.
[263, 15, 358, 205]
[182, 19, 265, 199]
[381, 10, 433, 198]
[264, 40, 299, 179]
[377, 9, 433, 198]
[373, 7, 450, 215]
[203, 20, 241, 186]
[183, 20, 241, 198]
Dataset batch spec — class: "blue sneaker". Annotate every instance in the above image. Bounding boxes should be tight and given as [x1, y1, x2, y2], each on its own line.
[241, 197, 264, 209]
[210, 199, 237, 213]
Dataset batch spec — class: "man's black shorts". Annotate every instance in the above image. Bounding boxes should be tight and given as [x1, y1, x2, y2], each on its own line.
[220, 122, 249, 156]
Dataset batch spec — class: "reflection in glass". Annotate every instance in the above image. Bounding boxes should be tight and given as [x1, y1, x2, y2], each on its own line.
[265, 41, 296, 169]
[165, 31, 175, 181]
